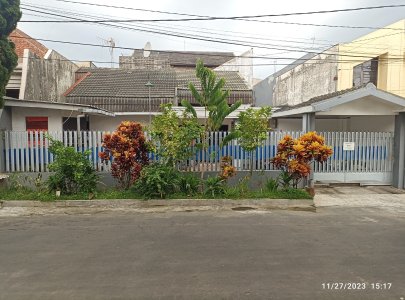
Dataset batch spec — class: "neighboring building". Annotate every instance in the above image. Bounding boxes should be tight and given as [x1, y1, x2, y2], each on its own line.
[254, 19, 405, 132]
[119, 49, 235, 70]
[6, 29, 78, 102]
[1, 29, 82, 132]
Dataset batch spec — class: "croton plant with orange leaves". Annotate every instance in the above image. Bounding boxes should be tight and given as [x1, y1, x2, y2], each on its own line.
[271, 132, 333, 188]
[99, 121, 149, 189]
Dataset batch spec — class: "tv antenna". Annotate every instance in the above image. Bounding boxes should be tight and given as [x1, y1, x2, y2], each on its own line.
[98, 37, 116, 68]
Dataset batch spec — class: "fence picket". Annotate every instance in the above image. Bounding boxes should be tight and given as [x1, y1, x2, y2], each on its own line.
[1, 130, 395, 179]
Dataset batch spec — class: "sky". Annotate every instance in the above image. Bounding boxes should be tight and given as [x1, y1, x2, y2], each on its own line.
[17, 0, 405, 79]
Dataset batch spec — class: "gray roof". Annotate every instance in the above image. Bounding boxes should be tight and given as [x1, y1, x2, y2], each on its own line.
[275, 84, 367, 113]
[65, 68, 253, 112]
[67, 68, 176, 99]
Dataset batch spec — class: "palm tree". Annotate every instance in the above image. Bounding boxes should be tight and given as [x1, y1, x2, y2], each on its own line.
[181, 60, 242, 185]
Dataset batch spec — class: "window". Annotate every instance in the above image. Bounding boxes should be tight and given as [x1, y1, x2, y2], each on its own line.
[5, 89, 19, 98]
[26, 117, 48, 131]
[62, 117, 89, 131]
[353, 57, 378, 87]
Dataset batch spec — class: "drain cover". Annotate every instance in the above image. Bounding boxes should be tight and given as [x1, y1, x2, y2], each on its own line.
[231, 206, 256, 211]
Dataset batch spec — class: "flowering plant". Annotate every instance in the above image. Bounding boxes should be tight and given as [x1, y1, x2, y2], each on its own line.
[99, 121, 149, 189]
[271, 132, 333, 188]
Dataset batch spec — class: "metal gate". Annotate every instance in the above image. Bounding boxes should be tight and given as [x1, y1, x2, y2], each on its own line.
[314, 132, 394, 184]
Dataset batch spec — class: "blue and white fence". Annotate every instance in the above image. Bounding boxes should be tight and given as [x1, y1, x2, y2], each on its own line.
[1, 131, 394, 179]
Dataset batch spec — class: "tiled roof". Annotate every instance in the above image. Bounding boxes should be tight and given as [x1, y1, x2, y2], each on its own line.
[65, 68, 252, 112]
[67, 68, 177, 98]
[176, 70, 249, 90]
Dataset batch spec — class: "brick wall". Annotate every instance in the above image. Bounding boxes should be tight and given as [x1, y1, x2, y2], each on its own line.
[9, 29, 48, 58]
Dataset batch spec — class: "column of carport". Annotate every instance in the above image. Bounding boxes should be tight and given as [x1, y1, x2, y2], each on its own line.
[302, 112, 316, 188]
[393, 112, 405, 189]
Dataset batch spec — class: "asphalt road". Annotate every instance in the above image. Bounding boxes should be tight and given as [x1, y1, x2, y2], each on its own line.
[0, 207, 404, 300]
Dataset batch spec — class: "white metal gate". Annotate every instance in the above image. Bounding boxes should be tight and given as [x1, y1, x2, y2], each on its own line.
[313, 132, 394, 183]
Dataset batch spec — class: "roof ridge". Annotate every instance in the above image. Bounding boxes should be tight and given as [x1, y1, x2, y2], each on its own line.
[63, 72, 92, 97]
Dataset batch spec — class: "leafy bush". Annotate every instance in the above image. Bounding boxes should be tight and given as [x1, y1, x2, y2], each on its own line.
[99, 121, 149, 189]
[265, 177, 279, 192]
[179, 173, 200, 196]
[134, 163, 180, 199]
[149, 103, 202, 167]
[204, 176, 225, 198]
[271, 132, 333, 188]
[219, 156, 236, 181]
[47, 137, 98, 195]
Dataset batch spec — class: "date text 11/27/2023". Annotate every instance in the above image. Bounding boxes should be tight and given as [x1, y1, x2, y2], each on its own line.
[322, 282, 392, 290]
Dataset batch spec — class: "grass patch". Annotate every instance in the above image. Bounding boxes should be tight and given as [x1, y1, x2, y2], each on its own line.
[0, 187, 312, 201]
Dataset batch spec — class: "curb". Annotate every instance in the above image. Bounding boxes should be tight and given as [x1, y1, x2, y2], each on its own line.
[0, 199, 315, 212]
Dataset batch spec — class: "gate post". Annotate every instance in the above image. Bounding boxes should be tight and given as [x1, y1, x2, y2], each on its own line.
[0, 130, 5, 173]
[393, 112, 405, 189]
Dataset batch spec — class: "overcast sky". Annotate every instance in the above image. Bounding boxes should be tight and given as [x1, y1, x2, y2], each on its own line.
[17, 0, 405, 79]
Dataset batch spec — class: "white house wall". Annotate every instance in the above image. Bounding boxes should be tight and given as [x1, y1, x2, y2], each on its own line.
[215, 49, 253, 89]
[276, 116, 394, 132]
[11, 107, 81, 131]
[89, 115, 150, 131]
[89, 115, 235, 131]
[316, 96, 404, 116]
[349, 116, 394, 132]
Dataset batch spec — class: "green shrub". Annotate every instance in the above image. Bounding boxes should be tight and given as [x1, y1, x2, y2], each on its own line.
[265, 177, 279, 192]
[134, 163, 180, 199]
[204, 176, 225, 198]
[47, 137, 98, 195]
[179, 173, 200, 196]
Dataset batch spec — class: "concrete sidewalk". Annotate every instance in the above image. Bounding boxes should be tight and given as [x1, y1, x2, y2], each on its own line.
[315, 185, 405, 212]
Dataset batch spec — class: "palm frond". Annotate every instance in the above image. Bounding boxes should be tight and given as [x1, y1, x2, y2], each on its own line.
[181, 99, 197, 118]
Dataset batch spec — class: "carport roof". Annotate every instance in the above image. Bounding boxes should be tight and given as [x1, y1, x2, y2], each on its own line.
[272, 83, 405, 117]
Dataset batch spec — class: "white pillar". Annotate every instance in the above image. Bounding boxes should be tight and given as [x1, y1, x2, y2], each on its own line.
[302, 112, 315, 133]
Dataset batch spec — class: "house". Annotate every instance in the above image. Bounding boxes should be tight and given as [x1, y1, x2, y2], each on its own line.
[254, 19, 405, 133]
[1, 29, 107, 132]
[63, 67, 254, 131]
[1, 30, 254, 132]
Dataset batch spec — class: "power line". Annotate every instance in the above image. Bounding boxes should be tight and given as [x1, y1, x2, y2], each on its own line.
[21, 3, 405, 55]
[21, 2, 405, 52]
[13, 55, 405, 69]
[19, 2, 405, 29]
[20, 4, 332, 50]
[19, 6, 405, 60]
[9, 35, 405, 65]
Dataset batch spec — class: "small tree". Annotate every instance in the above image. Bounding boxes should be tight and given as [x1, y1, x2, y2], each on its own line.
[47, 137, 98, 195]
[149, 103, 202, 167]
[225, 107, 272, 175]
[0, 0, 21, 108]
[181, 60, 242, 183]
[99, 121, 149, 189]
[271, 132, 333, 188]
